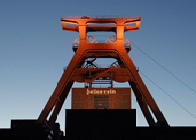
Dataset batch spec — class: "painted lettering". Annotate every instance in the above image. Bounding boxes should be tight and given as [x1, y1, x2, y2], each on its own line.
[86, 89, 116, 95]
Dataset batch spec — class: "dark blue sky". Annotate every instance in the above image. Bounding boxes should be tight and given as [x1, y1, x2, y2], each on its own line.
[1, 0, 196, 133]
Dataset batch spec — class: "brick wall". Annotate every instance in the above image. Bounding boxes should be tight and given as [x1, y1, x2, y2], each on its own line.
[72, 88, 131, 109]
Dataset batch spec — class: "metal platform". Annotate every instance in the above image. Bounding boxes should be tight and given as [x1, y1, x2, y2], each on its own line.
[61, 15, 141, 19]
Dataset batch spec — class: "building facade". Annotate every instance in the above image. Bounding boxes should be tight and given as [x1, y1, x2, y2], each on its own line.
[71, 88, 131, 109]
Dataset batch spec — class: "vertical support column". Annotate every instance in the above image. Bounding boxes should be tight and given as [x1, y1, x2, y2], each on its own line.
[78, 24, 86, 41]
[116, 25, 124, 40]
[116, 21, 125, 44]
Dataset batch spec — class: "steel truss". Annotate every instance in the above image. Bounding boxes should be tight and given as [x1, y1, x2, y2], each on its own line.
[36, 16, 168, 133]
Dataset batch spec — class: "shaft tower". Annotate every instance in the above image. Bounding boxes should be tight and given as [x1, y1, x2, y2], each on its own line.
[36, 15, 168, 132]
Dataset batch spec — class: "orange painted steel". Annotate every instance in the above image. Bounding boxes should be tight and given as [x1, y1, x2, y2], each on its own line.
[36, 15, 168, 132]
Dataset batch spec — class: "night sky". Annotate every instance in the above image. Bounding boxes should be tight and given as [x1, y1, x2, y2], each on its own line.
[1, 0, 196, 134]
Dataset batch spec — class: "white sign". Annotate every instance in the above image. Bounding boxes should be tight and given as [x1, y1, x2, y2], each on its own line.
[86, 88, 116, 95]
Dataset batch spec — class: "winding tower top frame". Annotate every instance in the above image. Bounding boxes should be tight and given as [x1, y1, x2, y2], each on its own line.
[61, 15, 140, 47]
[61, 15, 141, 37]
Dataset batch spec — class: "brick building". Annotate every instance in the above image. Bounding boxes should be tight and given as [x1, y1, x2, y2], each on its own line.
[71, 88, 131, 109]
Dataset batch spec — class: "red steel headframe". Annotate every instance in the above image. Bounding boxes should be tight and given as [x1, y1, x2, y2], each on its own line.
[36, 15, 168, 133]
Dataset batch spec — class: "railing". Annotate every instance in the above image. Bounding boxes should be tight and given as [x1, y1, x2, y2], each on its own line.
[95, 40, 131, 45]
[81, 64, 111, 68]
[64, 64, 126, 70]
[72, 41, 131, 53]
[61, 15, 141, 19]
[72, 40, 132, 45]
[72, 40, 109, 46]
[81, 63, 126, 68]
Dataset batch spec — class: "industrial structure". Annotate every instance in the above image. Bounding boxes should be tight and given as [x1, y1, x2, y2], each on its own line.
[2, 15, 196, 140]
[35, 15, 168, 134]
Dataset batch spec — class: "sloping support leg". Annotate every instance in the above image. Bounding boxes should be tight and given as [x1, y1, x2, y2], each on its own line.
[128, 81, 155, 126]
[130, 72, 168, 126]
[119, 53, 168, 126]
[36, 52, 84, 130]
[47, 81, 73, 130]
